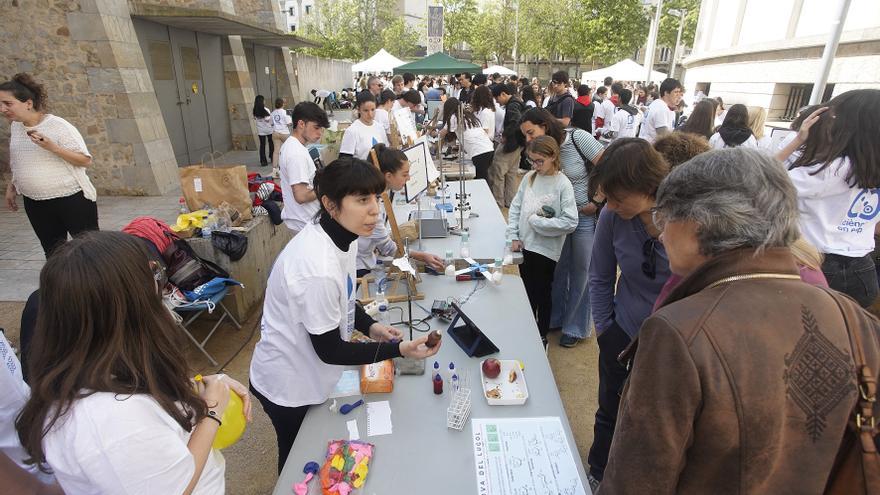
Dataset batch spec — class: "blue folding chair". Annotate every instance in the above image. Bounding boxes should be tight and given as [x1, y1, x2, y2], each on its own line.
[174, 286, 241, 366]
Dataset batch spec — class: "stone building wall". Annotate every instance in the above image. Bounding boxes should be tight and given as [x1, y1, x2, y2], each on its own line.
[1, 0, 178, 196]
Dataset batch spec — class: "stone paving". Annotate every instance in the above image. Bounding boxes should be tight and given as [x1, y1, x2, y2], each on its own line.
[0, 150, 268, 302]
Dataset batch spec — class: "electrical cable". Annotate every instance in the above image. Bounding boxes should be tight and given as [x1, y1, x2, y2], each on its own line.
[213, 297, 263, 374]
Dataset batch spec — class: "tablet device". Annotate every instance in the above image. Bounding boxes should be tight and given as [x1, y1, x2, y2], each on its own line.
[446, 301, 499, 357]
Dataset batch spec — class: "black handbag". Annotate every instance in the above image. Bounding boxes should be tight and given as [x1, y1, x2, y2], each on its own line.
[163, 239, 229, 291]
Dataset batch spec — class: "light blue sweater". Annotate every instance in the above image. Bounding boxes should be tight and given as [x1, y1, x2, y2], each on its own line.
[505, 171, 578, 261]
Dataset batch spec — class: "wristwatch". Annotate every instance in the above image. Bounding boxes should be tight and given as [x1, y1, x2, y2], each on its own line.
[206, 409, 223, 426]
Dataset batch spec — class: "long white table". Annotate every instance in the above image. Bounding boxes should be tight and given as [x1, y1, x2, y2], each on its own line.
[390, 179, 522, 264]
[273, 274, 589, 494]
[273, 183, 589, 494]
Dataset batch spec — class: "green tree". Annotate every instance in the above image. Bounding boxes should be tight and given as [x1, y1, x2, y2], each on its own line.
[441, 0, 479, 52]
[382, 18, 421, 59]
[658, 0, 700, 51]
[300, 0, 396, 60]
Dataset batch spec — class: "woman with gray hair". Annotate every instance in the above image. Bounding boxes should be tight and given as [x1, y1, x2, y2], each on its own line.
[599, 148, 880, 494]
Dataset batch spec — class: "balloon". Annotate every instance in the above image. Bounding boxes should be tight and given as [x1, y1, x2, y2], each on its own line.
[212, 389, 246, 450]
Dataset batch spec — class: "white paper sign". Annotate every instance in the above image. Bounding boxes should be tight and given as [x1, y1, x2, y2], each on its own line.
[193, 177, 203, 192]
[393, 107, 418, 144]
[472, 417, 586, 495]
[403, 141, 429, 201]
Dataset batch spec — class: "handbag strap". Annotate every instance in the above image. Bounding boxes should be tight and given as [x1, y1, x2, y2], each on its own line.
[822, 289, 878, 453]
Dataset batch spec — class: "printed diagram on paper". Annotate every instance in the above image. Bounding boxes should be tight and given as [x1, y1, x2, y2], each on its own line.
[471, 417, 586, 495]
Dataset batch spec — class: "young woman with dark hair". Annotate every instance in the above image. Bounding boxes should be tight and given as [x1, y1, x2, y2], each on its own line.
[677, 99, 716, 140]
[506, 136, 578, 345]
[253, 94, 273, 166]
[520, 108, 604, 347]
[777, 89, 880, 307]
[440, 98, 495, 179]
[15, 231, 251, 494]
[521, 85, 538, 109]
[586, 138, 671, 485]
[470, 85, 496, 136]
[339, 91, 388, 160]
[250, 158, 441, 474]
[709, 103, 756, 149]
[355, 144, 445, 276]
[374, 89, 396, 140]
[2, 73, 97, 256]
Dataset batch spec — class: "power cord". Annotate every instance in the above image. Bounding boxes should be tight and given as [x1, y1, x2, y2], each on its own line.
[213, 298, 263, 374]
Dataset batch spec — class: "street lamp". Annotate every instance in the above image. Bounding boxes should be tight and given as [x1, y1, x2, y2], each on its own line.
[643, 0, 664, 85]
[668, 8, 686, 79]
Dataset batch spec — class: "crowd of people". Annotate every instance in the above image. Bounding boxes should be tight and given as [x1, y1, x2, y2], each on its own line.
[2, 63, 880, 495]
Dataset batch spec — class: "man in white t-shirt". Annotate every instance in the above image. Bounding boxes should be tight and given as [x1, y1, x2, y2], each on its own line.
[604, 88, 642, 142]
[638, 78, 683, 143]
[279, 102, 330, 233]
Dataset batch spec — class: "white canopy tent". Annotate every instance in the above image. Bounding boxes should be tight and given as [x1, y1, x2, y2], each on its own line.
[352, 49, 405, 73]
[482, 64, 516, 75]
[581, 59, 667, 84]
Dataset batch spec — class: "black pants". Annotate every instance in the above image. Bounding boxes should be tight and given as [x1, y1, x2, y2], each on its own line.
[23, 191, 99, 257]
[250, 383, 310, 475]
[472, 151, 494, 181]
[519, 249, 556, 339]
[258, 134, 274, 165]
[587, 320, 632, 480]
[822, 253, 879, 308]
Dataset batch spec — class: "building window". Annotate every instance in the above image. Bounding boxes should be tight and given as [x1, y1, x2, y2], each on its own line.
[290, 24, 296, 32]
[289, 7, 294, 16]
[778, 83, 834, 121]
[305, 5, 311, 14]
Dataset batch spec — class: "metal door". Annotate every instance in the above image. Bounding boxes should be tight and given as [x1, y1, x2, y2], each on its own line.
[253, 44, 277, 103]
[170, 27, 212, 165]
[134, 19, 188, 166]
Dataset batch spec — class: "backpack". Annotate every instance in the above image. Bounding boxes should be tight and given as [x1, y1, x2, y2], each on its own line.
[163, 239, 229, 292]
[571, 100, 594, 132]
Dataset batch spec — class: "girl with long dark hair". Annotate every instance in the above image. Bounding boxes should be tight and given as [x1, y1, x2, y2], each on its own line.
[16, 231, 251, 494]
[709, 103, 756, 149]
[440, 97, 495, 179]
[678, 99, 716, 140]
[470, 85, 496, 136]
[777, 89, 880, 307]
[253, 94, 273, 166]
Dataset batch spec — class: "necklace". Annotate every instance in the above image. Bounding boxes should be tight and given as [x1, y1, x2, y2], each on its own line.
[706, 273, 801, 289]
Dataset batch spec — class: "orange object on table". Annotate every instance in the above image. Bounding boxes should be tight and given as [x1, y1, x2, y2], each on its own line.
[360, 360, 394, 394]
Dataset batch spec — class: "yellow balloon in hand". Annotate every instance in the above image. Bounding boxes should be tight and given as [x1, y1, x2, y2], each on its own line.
[212, 389, 246, 450]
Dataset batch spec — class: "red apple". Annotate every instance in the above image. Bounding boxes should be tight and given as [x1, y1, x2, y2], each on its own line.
[482, 358, 501, 379]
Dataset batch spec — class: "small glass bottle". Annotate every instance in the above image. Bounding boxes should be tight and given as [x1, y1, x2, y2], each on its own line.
[444, 249, 455, 277]
[179, 197, 188, 214]
[459, 232, 470, 258]
[375, 290, 389, 326]
[503, 239, 514, 265]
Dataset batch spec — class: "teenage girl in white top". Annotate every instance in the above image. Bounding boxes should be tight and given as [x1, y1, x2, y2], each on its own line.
[777, 89, 880, 307]
[2, 73, 98, 256]
[15, 231, 252, 495]
[253, 94, 274, 166]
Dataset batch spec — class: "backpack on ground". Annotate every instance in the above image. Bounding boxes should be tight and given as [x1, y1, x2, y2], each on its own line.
[163, 239, 229, 292]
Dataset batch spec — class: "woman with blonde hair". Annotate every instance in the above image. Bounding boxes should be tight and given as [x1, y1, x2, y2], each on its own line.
[747, 106, 773, 150]
[506, 135, 578, 344]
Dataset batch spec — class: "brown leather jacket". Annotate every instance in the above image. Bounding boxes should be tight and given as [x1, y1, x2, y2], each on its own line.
[600, 248, 880, 494]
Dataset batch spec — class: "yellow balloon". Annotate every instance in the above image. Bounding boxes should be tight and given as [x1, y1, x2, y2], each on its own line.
[212, 390, 246, 450]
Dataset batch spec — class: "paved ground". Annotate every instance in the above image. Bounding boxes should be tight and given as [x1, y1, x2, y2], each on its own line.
[0, 151, 601, 494]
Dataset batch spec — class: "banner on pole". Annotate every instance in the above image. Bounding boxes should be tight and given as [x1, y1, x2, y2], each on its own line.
[427, 6, 444, 54]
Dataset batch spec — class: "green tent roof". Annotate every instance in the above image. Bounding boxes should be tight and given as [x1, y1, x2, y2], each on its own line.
[393, 52, 480, 75]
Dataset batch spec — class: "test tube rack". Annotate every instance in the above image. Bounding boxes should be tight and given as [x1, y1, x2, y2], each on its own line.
[446, 371, 471, 431]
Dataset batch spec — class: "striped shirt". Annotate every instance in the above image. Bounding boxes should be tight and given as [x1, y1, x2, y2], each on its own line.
[559, 129, 603, 206]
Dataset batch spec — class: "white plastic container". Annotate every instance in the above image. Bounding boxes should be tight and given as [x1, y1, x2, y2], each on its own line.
[480, 359, 529, 405]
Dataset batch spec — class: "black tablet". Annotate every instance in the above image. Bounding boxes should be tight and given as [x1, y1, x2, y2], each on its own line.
[446, 301, 499, 357]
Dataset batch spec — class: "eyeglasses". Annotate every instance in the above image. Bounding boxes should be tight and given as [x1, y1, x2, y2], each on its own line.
[642, 237, 658, 280]
[526, 157, 546, 167]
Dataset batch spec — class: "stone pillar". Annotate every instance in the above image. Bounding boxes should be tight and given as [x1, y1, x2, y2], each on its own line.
[277, 48, 302, 105]
[222, 36, 259, 151]
[0, 0, 178, 195]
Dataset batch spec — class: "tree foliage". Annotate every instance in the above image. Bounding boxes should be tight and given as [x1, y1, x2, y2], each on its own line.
[300, 0, 399, 60]
[657, 0, 700, 52]
[382, 18, 422, 59]
[441, 0, 479, 51]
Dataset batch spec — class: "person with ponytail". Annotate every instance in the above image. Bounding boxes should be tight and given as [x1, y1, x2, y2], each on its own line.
[1, 73, 98, 256]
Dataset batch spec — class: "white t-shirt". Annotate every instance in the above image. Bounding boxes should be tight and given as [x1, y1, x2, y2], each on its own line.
[493, 102, 506, 142]
[638, 98, 675, 143]
[339, 119, 388, 160]
[254, 108, 273, 136]
[374, 108, 391, 136]
[0, 333, 54, 484]
[357, 196, 398, 271]
[10, 115, 96, 201]
[271, 109, 291, 135]
[709, 132, 758, 149]
[279, 136, 320, 232]
[43, 392, 225, 495]
[525, 100, 537, 108]
[787, 156, 880, 257]
[448, 115, 495, 159]
[756, 135, 773, 150]
[250, 221, 357, 407]
[609, 108, 641, 139]
[474, 107, 494, 135]
[600, 99, 616, 128]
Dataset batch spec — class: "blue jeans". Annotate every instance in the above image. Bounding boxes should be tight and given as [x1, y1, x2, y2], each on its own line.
[550, 214, 595, 338]
[822, 253, 879, 308]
